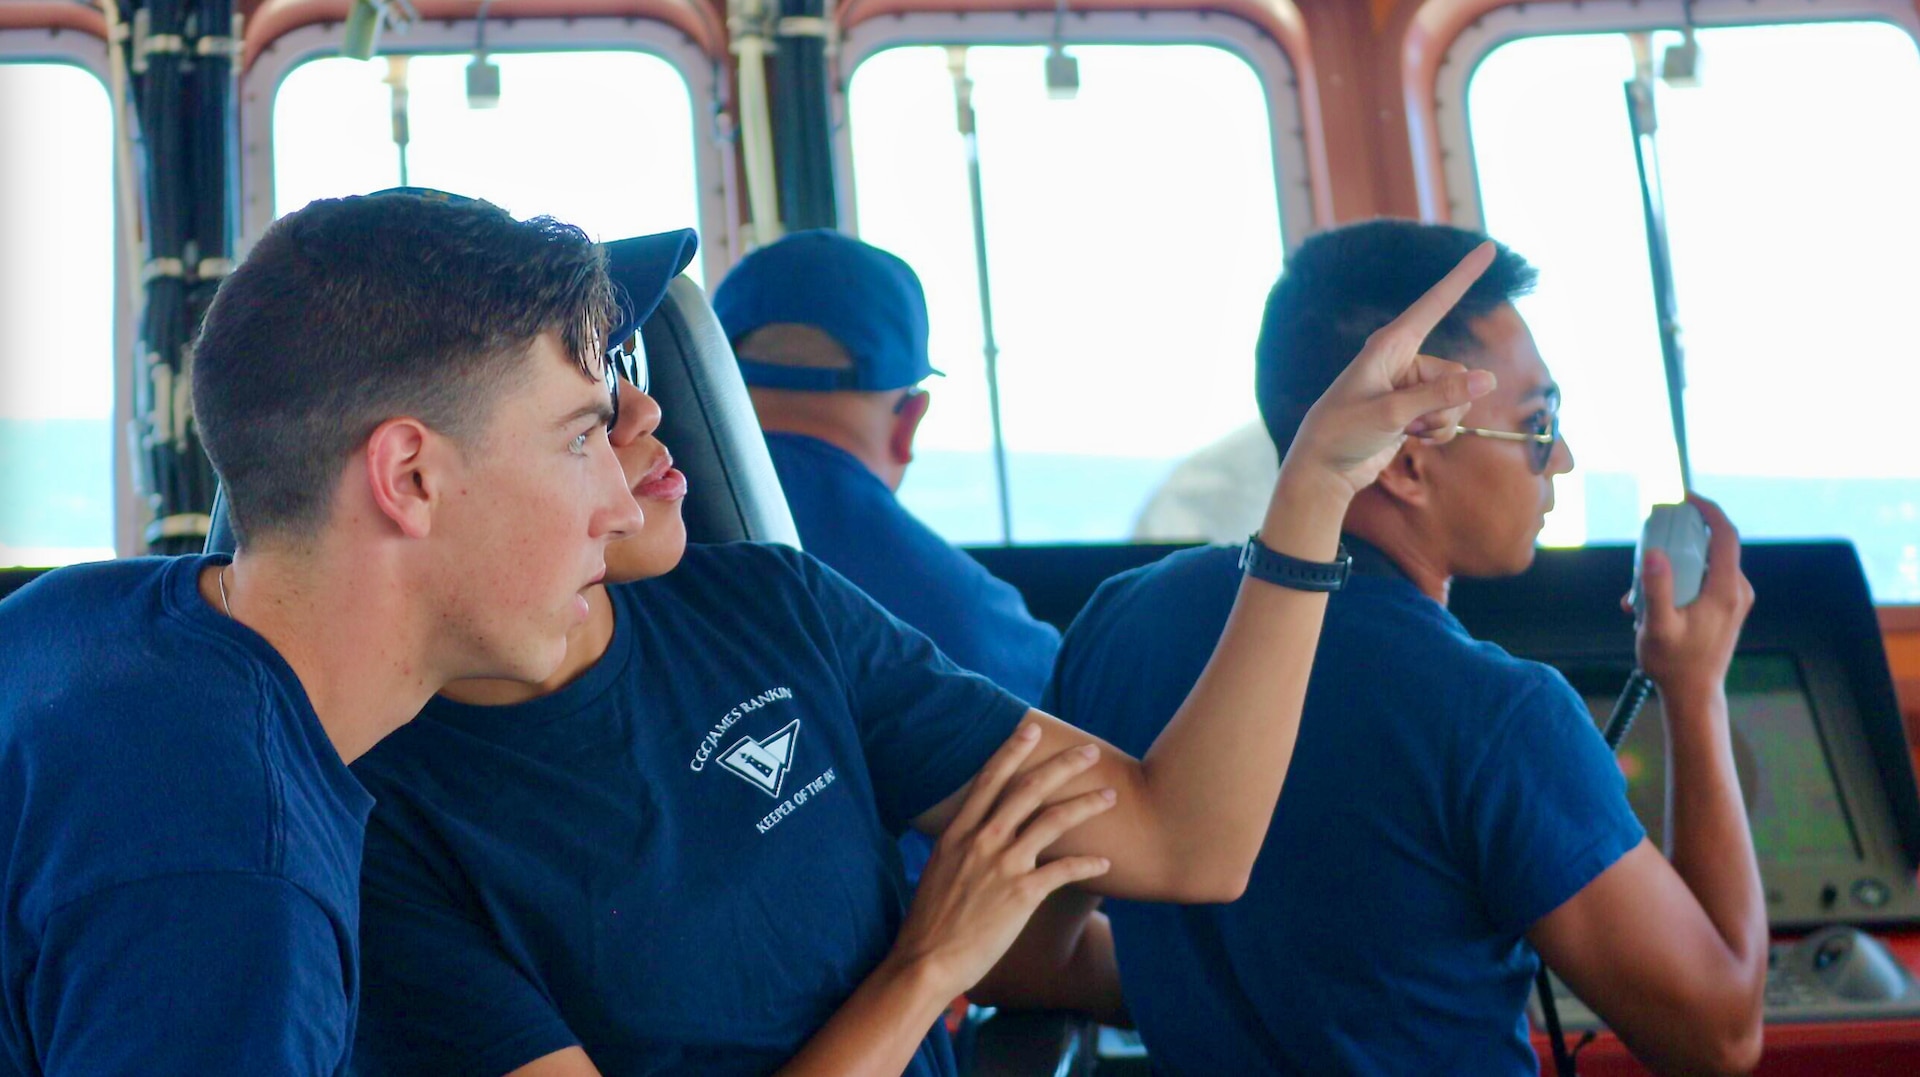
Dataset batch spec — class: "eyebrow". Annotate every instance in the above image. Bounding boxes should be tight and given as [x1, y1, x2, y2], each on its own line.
[555, 400, 616, 430]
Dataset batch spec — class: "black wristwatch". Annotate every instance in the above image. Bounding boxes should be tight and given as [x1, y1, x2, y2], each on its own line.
[1239, 535, 1351, 592]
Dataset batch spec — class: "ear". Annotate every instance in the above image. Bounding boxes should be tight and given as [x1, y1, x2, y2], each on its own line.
[887, 390, 930, 467]
[1371, 440, 1433, 508]
[362, 418, 442, 539]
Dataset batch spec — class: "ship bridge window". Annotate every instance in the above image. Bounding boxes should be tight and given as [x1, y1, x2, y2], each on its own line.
[0, 61, 117, 569]
[845, 41, 1290, 545]
[1461, 16, 1920, 602]
[268, 48, 704, 277]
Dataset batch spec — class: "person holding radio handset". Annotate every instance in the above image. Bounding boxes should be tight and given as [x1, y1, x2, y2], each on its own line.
[1049, 220, 1764, 1075]
[1530, 494, 1765, 1074]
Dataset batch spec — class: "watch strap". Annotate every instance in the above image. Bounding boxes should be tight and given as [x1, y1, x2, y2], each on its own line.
[1239, 535, 1351, 592]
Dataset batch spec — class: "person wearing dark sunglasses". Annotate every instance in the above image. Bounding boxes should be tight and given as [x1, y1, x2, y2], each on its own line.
[1050, 219, 1763, 1076]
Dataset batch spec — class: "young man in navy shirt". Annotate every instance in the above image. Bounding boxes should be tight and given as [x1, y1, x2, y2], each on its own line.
[345, 239, 1508, 1075]
[0, 192, 691, 1074]
[711, 231, 1060, 706]
[1048, 220, 1767, 1074]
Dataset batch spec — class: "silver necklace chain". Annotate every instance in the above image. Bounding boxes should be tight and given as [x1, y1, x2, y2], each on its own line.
[217, 565, 233, 618]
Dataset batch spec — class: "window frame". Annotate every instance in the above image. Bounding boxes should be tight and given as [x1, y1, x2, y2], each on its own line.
[240, 17, 736, 279]
[1409, 0, 1920, 228]
[0, 28, 143, 560]
[831, 7, 1329, 252]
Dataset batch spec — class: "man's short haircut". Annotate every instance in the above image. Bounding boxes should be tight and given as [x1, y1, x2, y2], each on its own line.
[192, 194, 615, 547]
[1255, 219, 1537, 457]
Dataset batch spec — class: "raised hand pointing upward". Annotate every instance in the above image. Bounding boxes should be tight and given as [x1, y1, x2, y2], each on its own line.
[1287, 241, 1500, 499]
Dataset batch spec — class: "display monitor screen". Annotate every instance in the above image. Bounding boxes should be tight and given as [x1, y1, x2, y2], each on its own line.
[1562, 653, 1859, 862]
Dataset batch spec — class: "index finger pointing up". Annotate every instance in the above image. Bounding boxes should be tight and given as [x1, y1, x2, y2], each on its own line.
[1382, 242, 1497, 345]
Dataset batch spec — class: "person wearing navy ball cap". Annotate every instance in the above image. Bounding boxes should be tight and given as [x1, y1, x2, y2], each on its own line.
[713, 231, 1061, 722]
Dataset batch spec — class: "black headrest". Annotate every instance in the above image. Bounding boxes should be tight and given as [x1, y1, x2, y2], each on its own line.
[206, 487, 235, 556]
[206, 274, 798, 556]
[643, 276, 800, 547]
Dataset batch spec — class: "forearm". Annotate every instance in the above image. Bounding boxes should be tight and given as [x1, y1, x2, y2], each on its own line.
[1662, 686, 1769, 989]
[774, 954, 952, 1077]
[1130, 465, 1351, 896]
[969, 892, 1128, 1027]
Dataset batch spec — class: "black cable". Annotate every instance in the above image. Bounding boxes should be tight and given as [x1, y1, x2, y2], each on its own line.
[1536, 964, 1577, 1077]
[119, 0, 233, 554]
[771, 0, 835, 230]
[1603, 672, 1658, 751]
[1536, 670, 1659, 1077]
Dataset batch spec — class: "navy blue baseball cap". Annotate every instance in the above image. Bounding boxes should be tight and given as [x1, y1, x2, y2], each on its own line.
[602, 228, 702, 359]
[711, 230, 938, 392]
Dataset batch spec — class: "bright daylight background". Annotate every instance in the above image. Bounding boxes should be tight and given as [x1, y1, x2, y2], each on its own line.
[0, 63, 116, 568]
[850, 43, 1282, 544]
[1470, 20, 1920, 601]
[3, 21, 1916, 601]
[273, 50, 703, 274]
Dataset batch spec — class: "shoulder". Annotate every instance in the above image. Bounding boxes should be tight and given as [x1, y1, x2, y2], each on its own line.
[0, 557, 270, 750]
[0, 560, 334, 916]
[620, 542, 861, 646]
[1328, 581, 1593, 746]
[1328, 578, 1526, 673]
[1064, 546, 1240, 664]
[1077, 545, 1242, 631]
[764, 436, 888, 508]
[0, 557, 172, 630]
[1051, 546, 1239, 721]
[664, 540, 820, 594]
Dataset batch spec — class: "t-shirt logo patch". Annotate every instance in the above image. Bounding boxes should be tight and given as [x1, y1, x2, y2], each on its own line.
[719, 719, 801, 798]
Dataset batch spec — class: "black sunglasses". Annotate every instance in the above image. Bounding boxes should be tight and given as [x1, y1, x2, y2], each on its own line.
[604, 329, 650, 430]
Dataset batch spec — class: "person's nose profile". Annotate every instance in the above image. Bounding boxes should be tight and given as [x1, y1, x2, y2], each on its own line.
[1553, 433, 1577, 475]
[610, 382, 663, 448]
[594, 442, 645, 540]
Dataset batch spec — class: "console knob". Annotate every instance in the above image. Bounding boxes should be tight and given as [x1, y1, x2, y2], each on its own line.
[1854, 878, 1892, 908]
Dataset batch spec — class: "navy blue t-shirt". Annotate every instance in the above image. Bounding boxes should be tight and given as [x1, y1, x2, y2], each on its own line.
[1046, 545, 1645, 1075]
[765, 433, 1059, 704]
[0, 556, 373, 1075]
[350, 542, 1027, 1077]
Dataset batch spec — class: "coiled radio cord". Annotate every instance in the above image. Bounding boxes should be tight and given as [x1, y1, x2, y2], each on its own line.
[1537, 669, 1659, 1077]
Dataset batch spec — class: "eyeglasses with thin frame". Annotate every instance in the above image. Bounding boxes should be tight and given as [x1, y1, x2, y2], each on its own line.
[1450, 410, 1560, 473]
[891, 387, 925, 416]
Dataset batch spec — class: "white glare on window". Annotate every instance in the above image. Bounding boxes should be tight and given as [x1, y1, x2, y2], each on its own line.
[273, 49, 703, 279]
[1468, 21, 1920, 602]
[0, 63, 116, 568]
[849, 44, 1283, 544]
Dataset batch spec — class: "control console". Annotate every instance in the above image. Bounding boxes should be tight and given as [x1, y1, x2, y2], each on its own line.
[1536, 927, 1920, 1030]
